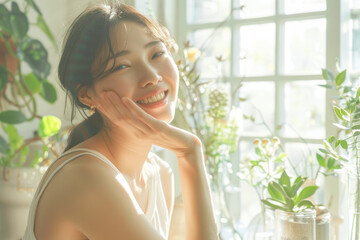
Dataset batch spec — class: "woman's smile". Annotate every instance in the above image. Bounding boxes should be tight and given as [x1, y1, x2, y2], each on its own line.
[136, 90, 169, 109]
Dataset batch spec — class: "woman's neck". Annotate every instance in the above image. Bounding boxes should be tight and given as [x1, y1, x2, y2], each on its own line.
[84, 125, 153, 184]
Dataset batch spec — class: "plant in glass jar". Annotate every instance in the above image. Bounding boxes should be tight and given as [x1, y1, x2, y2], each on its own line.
[262, 170, 319, 240]
[239, 137, 286, 240]
[317, 67, 360, 240]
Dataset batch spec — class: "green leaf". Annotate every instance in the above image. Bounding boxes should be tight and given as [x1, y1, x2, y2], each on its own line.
[30, 150, 42, 167]
[36, 15, 57, 48]
[289, 177, 305, 198]
[340, 140, 348, 150]
[268, 183, 285, 202]
[0, 135, 10, 154]
[316, 153, 326, 167]
[10, 2, 29, 39]
[0, 110, 26, 124]
[0, 64, 8, 91]
[296, 199, 315, 209]
[327, 158, 336, 169]
[24, 73, 41, 94]
[296, 186, 319, 204]
[319, 148, 329, 154]
[2, 124, 22, 149]
[18, 38, 50, 80]
[0, 4, 12, 34]
[40, 81, 57, 103]
[352, 124, 360, 130]
[334, 106, 345, 121]
[356, 87, 360, 99]
[335, 70, 346, 87]
[322, 68, 334, 81]
[279, 171, 291, 190]
[317, 84, 334, 89]
[17, 145, 28, 167]
[329, 136, 335, 144]
[323, 140, 338, 157]
[38, 115, 61, 137]
[333, 123, 349, 130]
[255, 147, 262, 156]
[262, 199, 288, 212]
[25, 0, 42, 15]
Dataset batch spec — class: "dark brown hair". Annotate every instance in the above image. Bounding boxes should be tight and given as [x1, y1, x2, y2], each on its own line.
[59, 2, 175, 151]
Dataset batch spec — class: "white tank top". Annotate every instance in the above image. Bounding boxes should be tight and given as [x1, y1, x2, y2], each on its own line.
[22, 148, 169, 239]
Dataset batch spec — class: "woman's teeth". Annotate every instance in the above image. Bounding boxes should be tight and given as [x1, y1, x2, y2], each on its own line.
[137, 91, 166, 104]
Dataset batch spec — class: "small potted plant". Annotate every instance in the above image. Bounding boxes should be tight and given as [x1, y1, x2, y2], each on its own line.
[0, 0, 63, 239]
[262, 170, 327, 240]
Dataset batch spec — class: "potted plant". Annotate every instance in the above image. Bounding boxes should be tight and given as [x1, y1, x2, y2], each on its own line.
[262, 170, 326, 240]
[0, 1, 63, 239]
[317, 67, 360, 240]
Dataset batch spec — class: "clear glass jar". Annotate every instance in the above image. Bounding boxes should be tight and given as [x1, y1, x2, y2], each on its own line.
[315, 206, 330, 240]
[348, 172, 360, 240]
[244, 206, 275, 240]
[275, 209, 316, 240]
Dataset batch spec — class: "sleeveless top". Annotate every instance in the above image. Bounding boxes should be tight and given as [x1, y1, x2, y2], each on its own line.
[22, 148, 169, 239]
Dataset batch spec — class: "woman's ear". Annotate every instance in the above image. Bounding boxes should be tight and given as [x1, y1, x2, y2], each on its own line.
[78, 85, 96, 107]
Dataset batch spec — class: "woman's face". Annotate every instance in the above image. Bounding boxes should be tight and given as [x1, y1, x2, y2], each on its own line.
[91, 21, 179, 123]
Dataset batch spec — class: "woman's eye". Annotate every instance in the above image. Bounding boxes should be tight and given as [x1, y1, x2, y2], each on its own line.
[152, 51, 164, 59]
[113, 64, 129, 71]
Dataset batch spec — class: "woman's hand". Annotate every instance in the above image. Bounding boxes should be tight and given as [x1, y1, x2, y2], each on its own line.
[96, 91, 202, 160]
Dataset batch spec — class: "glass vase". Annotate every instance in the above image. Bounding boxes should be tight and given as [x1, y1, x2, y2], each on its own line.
[315, 206, 330, 240]
[275, 209, 316, 240]
[244, 205, 275, 240]
[348, 172, 360, 240]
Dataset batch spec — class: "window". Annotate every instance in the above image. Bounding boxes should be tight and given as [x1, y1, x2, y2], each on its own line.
[175, 0, 350, 224]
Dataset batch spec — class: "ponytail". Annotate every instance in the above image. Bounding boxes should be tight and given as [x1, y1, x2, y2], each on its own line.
[64, 111, 103, 152]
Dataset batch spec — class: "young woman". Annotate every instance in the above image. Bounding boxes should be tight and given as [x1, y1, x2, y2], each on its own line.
[23, 2, 217, 240]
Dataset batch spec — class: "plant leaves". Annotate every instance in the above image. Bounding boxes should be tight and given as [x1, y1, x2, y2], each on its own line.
[0, 64, 8, 91]
[24, 73, 41, 94]
[268, 182, 285, 202]
[322, 68, 334, 81]
[316, 153, 326, 167]
[340, 140, 348, 150]
[335, 70, 346, 87]
[38, 115, 61, 137]
[279, 171, 291, 191]
[40, 81, 57, 103]
[296, 186, 319, 204]
[17, 38, 50, 80]
[290, 177, 305, 198]
[0, 134, 10, 154]
[296, 199, 315, 209]
[36, 15, 57, 48]
[261, 199, 288, 212]
[10, 2, 29, 39]
[0, 4, 12, 34]
[327, 157, 336, 169]
[333, 123, 349, 130]
[333, 106, 345, 121]
[0, 110, 26, 124]
[25, 0, 42, 16]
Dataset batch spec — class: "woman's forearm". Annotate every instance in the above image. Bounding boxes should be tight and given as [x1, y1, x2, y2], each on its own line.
[177, 148, 218, 240]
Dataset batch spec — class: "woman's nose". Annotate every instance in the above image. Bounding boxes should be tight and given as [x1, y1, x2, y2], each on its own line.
[139, 64, 162, 87]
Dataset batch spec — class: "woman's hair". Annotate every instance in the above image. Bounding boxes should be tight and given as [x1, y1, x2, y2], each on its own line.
[59, 2, 175, 152]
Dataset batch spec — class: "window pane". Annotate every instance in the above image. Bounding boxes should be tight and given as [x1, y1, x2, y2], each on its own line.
[284, 143, 322, 179]
[239, 82, 274, 135]
[186, 0, 231, 24]
[284, 19, 326, 75]
[284, 0, 326, 14]
[352, 17, 360, 71]
[238, 23, 275, 77]
[284, 81, 326, 139]
[189, 28, 231, 78]
[353, 0, 360, 9]
[234, 0, 275, 19]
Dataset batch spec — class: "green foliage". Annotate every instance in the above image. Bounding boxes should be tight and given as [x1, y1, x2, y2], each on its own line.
[0, 0, 61, 168]
[262, 170, 318, 212]
[318, 68, 360, 176]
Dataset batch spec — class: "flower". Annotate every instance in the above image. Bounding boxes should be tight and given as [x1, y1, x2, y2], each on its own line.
[185, 47, 201, 63]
